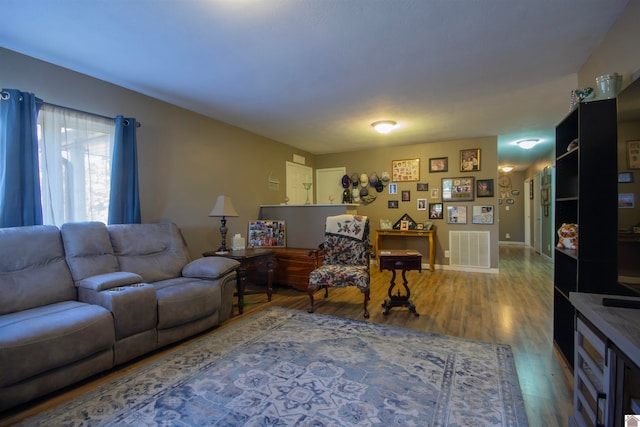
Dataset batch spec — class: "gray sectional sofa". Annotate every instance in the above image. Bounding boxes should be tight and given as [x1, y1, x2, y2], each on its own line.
[0, 221, 239, 412]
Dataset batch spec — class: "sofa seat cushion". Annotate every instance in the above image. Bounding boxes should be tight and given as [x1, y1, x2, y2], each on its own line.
[153, 278, 221, 330]
[0, 301, 114, 387]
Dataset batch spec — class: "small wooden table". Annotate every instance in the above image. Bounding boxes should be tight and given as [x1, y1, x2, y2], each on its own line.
[203, 248, 275, 314]
[375, 229, 435, 271]
[378, 249, 422, 316]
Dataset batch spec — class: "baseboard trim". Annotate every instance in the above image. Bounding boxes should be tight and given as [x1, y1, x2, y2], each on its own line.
[498, 241, 525, 246]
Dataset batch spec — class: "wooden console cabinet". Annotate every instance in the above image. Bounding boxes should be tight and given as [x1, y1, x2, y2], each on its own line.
[271, 248, 321, 292]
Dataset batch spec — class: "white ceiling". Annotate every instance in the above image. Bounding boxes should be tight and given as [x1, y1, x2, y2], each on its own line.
[0, 0, 630, 171]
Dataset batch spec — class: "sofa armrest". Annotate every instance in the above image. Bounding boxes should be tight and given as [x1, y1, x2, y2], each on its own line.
[182, 257, 240, 280]
[77, 271, 143, 291]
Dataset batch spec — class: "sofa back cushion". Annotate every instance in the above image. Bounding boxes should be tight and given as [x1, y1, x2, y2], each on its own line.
[108, 222, 190, 283]
[0, 225, 76, 315]
[61, 222, 119, 282]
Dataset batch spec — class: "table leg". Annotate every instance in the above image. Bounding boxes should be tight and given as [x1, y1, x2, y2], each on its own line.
[236, 266, 247, 314]
[266, 258, 274, 302]
[382, 268, 419, 316]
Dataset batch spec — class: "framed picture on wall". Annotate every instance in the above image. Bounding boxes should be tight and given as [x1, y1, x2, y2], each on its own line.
[429, 202, 443, 219]
[392, 158, 420, 182]
[429, 157, 448, 173]
[447, 205, 467, 224]
[628, 141, 640, 169]
[442, 177, 475, 201]
[472, 205, 494, 224]
[476, 179, 494, 197]
[460, 148, 480, 172]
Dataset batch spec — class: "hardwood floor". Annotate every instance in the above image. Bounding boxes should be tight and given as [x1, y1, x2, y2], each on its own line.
[0, 245, 573, 426]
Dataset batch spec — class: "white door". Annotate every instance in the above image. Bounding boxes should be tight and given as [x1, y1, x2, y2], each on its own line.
[534, 172, 541, 254]
[524, 178, 531, 247]
[316, 167, 346, 205]
[286, 162, 313, 204]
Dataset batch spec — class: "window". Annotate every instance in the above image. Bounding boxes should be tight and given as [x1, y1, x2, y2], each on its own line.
[38, 105, 115, 226]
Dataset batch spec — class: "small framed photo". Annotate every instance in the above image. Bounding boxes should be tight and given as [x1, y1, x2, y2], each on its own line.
[416, 223, 424, 230]
[627, 141, 640, 169]
[388, 200, 399, 209]
[619, 193, 635, 208]
[400, 220, 410, 231]
[392, 158, 420, 182]
[442, 177, 475, 201]
[429, 157, 448, 173]
[447, 205, 467, 224]
[429, 202, 443, 219]
[424, 221, 433, 230]
[476, 179, 494, 197]
[388, 183, 398, 194]
[472, 205, 494, 224]
[619, 172, 634, 183]
[248, 220, 286, 248]
[380, 219, 393, 229]
[430, 188, 440, 199]
[402, 190, 411, 201]
[416, 182, 429, 191]
[460, 148, 481, 172]
[417, 199, 427, 210]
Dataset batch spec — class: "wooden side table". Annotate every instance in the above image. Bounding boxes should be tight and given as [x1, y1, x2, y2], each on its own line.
[378, 249, 422, 316]
[203, 248, 275, 314]
[375, 229, 435, 271]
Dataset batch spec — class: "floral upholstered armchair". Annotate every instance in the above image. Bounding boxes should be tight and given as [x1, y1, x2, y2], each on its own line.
[308, 214, 371, 318]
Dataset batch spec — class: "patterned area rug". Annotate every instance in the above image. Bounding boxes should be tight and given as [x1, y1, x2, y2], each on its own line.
[20, 307, 528, 426]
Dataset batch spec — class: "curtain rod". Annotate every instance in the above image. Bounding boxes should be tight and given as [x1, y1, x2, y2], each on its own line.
[43, 101, 142, 128]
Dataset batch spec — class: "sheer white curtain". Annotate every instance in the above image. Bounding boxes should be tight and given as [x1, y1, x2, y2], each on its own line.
[38, 105, 115, 226]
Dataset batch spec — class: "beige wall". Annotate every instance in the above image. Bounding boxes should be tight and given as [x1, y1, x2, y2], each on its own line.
[497, 171, 525, 243]
[578, 0, 640, 90]
[315, 137, 499, 268]
[1, 47, 312, 258]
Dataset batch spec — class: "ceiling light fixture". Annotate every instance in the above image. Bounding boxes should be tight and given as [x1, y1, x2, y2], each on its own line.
[501, 166, 514, 172]
[515, 138, 541, 149]
[371, 120, 397, 134]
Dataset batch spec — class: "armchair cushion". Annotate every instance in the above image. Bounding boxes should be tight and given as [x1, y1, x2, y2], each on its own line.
[309, 265, 369, 290]
[182, 257, 240, 280]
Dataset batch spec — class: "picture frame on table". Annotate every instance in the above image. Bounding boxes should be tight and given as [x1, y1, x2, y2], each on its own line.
[460, 148, 480, 172]
[248, 220, 286, 248]
[442, 177, 475, 201]
[392, 158, 420, 182]
[429, 157, 448, 173]
[380, 219, 393, 229]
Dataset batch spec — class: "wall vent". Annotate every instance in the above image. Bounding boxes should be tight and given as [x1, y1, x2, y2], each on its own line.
[449, 231, 490, 269]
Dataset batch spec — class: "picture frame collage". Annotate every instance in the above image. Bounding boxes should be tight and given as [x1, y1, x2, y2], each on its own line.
[381, 149, 495, 229]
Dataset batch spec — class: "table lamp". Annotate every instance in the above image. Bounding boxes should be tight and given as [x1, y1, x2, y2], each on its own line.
[208, 195, 239, 254]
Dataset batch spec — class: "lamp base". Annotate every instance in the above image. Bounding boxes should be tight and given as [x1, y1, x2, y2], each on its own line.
[215, 249, 230, 255]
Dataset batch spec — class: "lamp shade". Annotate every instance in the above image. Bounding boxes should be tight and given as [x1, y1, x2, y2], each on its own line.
[208, 195, 239, 217]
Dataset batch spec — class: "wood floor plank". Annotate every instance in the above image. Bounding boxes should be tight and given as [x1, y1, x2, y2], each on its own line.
[0, 245, 573, 426]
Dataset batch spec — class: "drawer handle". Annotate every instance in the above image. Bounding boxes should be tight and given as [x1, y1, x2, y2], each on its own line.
[394, 261, 404, 267]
